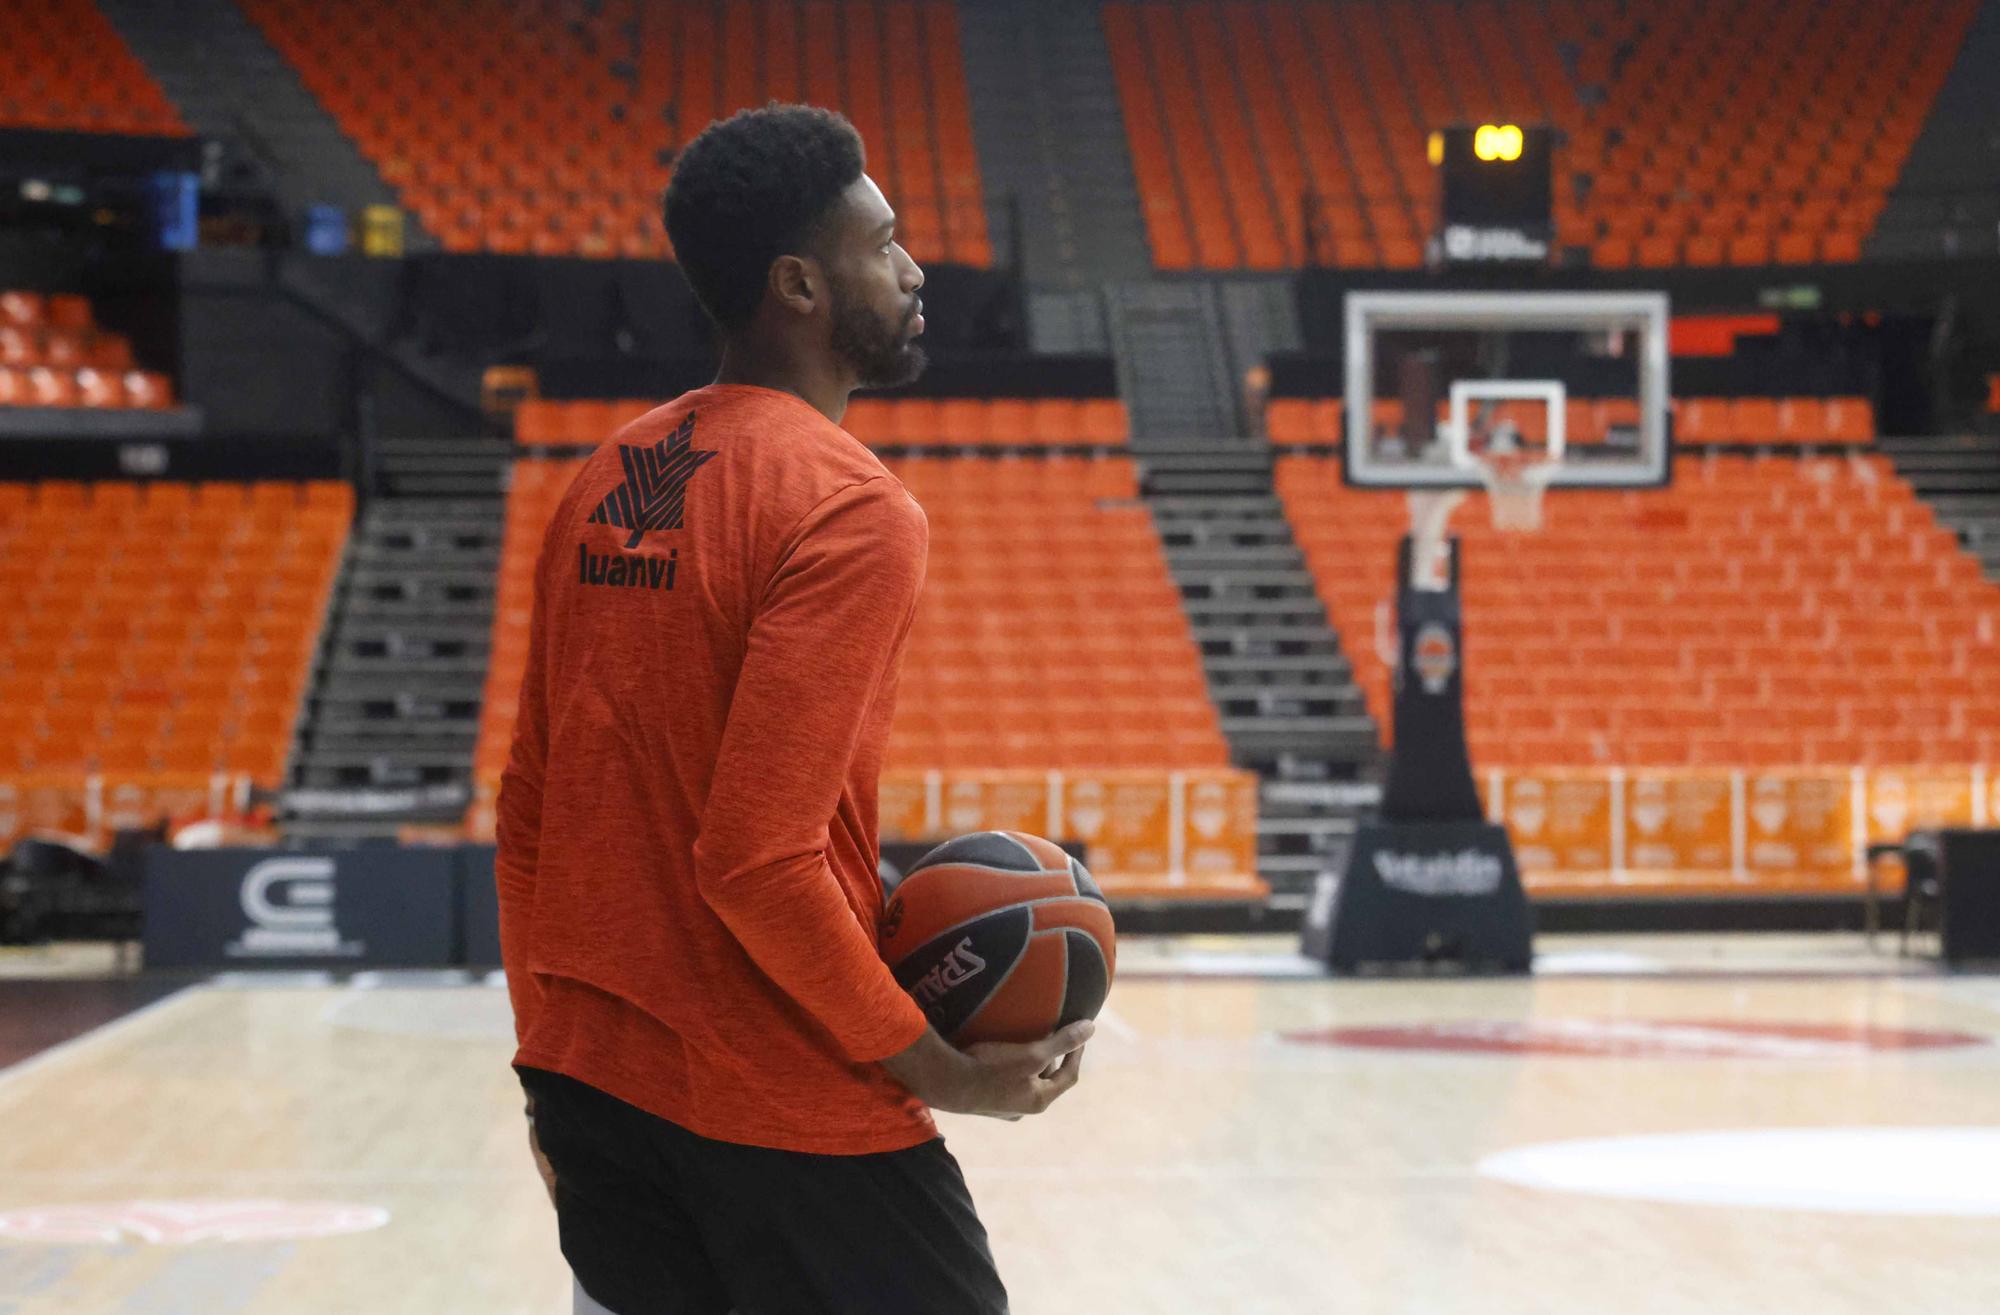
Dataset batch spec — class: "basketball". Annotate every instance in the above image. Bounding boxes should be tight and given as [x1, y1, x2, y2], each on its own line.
[880, 831, 1116, 1046]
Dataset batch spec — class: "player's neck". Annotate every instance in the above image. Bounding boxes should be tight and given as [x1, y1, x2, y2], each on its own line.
[714, 339, 850, 425]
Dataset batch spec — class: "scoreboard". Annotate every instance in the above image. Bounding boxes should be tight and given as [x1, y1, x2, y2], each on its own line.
[1429, 124, 1553, 264]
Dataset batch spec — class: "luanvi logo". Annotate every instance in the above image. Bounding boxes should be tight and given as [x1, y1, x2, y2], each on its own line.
[587, 412, 717, 548]
[578, 545, 679, 591]
[1370, 849, 1504, 897]
[910, 937, 988, 1008]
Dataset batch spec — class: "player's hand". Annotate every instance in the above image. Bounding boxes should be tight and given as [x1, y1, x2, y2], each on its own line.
[882, 1021, 1094, 1120]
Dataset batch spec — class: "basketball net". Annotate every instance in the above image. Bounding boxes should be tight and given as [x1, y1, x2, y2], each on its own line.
[1403, 453, 1553, 592]
[1480, 450, 1556, 532]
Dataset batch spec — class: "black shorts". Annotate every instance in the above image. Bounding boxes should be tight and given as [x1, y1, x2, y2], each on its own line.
[518, 1067, 1009, 1315]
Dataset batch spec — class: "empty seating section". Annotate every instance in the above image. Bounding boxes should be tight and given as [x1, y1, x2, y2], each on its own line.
[475, 457, 1225, 786]
[1106, 0, 1973, 270]
[513, 396, 1130, 447]
[244, 0, 990, 264]
[1264, 396, 1875, 446]
[0, 291, 173, 410]
[883, 458, 1226, 770]
[0, 0, 186, 135]
[0, 481, 351, 792]
[1278, 454, 2000, 769]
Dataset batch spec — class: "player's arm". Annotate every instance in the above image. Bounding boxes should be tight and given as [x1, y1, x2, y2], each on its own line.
[695, 476, 1096, 1117]
[692, 477, 935, 1062]
[495, 543, 555, 1044]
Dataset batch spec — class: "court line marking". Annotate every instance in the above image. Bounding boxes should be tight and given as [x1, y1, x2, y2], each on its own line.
[0, 984, 201, 1094]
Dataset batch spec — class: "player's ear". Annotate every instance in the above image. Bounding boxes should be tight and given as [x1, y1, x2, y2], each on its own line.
[768, 254, 819, 319]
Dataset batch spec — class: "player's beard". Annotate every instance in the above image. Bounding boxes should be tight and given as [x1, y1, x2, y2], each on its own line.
[829, 277, 926, 389]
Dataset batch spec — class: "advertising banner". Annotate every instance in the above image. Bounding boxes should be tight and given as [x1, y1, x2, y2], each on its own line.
[142, 846, 458, 970]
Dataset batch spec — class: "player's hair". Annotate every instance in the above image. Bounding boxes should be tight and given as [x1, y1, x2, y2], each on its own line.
[663, 103, 866, 332]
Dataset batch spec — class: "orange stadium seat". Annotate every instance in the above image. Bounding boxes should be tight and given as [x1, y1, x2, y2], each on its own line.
[0, 480, 352, 847]
[0, 0, 187, 136]
[1278, 451, 2000, 772]
[238, 0, 990, 266]
[1101, 0, 1974, 270]
[474, 454, 1221, 788]
[0, 292, 169, 411]
[511, 396, 1130, 449]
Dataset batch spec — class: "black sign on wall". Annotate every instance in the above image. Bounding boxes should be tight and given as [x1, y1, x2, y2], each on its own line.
[142, 847, 458, 970]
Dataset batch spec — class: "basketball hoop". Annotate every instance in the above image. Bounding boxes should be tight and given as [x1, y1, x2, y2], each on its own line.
[1479, 451, 1557, 531]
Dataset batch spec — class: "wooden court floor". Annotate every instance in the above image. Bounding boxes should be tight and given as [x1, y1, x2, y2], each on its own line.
[1, 936, 1998, 1314]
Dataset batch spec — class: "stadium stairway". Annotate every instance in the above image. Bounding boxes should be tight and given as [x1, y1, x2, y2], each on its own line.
[94, 0, 429, 248]
[1884, 434, 2000, 582]
[1106, 282, 1239, 441]
[955, 0, 1153, 287]
[1142, 448, 1382, 901]
[1868, 0, 2000, 261]
[285, 440, 510, 836]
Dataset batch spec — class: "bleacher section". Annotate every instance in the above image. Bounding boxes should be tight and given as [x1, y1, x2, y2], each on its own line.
[0, 0, 186, 136]
[880, 456, 1223, 770]
[1280, 453, 2000, 898]
[1264, 396, 1877, 447]
[0, 291, 174, 410]
[0, 480, 351, 846]
[472, 454, 1260, 895]
[1278, 452, 1999, 770]
[242, 0, 991, 265]
[513, 396, 1131, 447]
[1104, 0, 1974, 271]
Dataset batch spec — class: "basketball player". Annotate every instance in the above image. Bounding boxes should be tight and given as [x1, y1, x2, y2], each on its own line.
[496, 104, 1090, 1315]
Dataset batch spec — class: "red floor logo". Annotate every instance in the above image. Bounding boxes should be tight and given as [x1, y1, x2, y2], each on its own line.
[1284, 1020, 1992, 1059]
[0, 1200, 390, 1245]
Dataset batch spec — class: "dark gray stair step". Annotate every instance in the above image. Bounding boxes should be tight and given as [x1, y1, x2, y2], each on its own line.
[1183, 598, 1329, 622]
[1147, 473, 1272, 495]
[1159, 524, 1295, 548]
[1257, 852, 1337, 878]
[1224, 719, 1381, 756]
[340, 597, 494, 622]
[1217, 688, 1365, 715]
[1197, 629, 1342, 657]
[1205, 653, 1352, 678]
[1902, 473, 2000, 494]
[1179, 569, 1316, 589]
[1261, 784, 1383, 817]
[1167, 547, 1305, 571]
[382, 476, 509, 497]
[1889, 451, 2000, 473]
[311, 698, 482, 723]
[325, 655, 490, 678]
[369, 498, 505, 521]
[350, 548, 500, 572]
[357, 520, 503, 544]
[347, 563, 501, 585]
[292, 761, 467, 789]
[307, 726, 479, 750]
[318, 680, 486, 705]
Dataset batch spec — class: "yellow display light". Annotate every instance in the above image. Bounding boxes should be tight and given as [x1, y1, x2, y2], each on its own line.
[1427, 131, 1444, 166]
[1473, 123, 1524, 163]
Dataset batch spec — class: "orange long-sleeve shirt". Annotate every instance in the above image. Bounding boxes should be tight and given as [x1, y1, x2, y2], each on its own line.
[496, 383, 934, 1155]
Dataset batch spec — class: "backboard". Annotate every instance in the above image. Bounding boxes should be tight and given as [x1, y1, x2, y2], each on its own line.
[1342, 291, 1672, 490]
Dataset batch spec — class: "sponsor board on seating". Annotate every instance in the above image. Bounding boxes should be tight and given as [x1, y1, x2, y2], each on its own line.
[1483, 766, 1992, 894]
